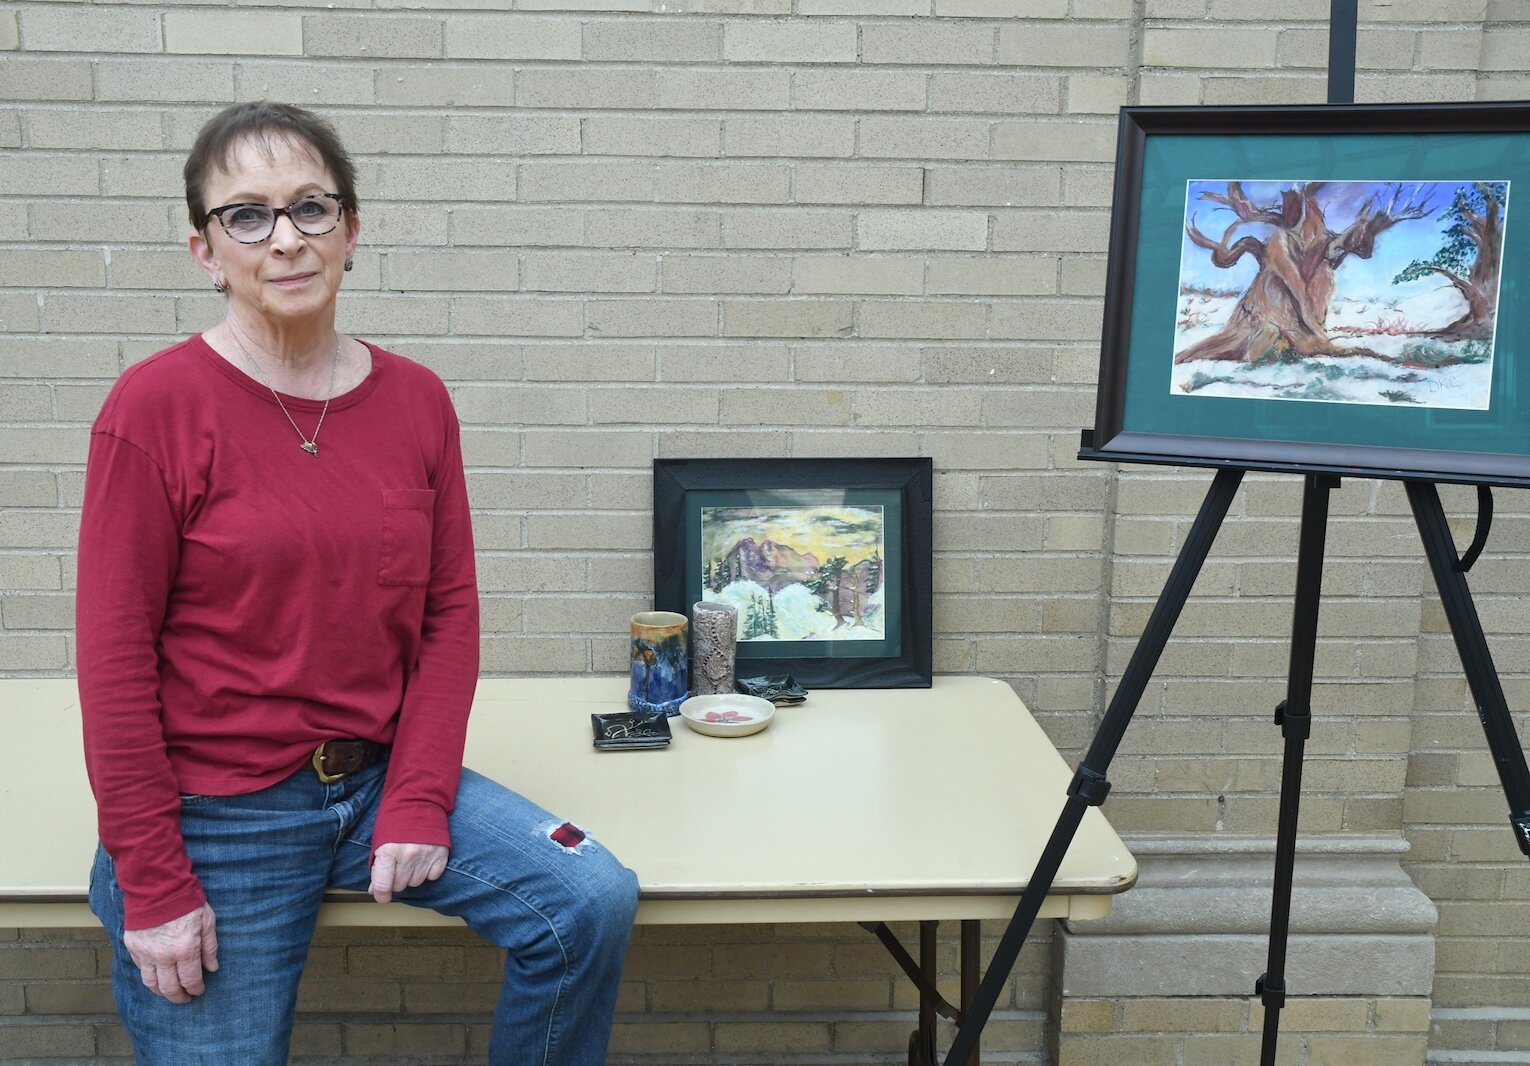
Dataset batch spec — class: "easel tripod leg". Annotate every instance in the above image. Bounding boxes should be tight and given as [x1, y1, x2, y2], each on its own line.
[941, 468, 1245, 1066]
[1257, 473, 1337, 1065]
[1406, 481, 1530, 856]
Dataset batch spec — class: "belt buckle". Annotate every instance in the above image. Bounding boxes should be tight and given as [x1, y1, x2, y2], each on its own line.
[312, 744, 348, 784]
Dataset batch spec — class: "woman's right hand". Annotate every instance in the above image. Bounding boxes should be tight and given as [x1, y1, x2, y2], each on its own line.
[122, 902, 220, 1004]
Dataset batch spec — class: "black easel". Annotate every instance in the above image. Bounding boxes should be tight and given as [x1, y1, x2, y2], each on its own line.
[942, 4, 1530, 1063]
[941, 468, 1530, 1066]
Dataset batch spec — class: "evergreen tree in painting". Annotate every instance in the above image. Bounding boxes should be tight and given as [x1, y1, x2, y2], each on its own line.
[742, 597, 760, 640]
[745, 590, 779, 638]
[1392, 181, 1506, 342]
[805, 556, 848, 616]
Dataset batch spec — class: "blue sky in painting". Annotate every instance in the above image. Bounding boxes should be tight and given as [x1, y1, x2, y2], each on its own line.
[1176, 179, 1504, 299]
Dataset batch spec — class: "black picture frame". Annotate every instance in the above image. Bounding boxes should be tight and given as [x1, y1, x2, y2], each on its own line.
[653, 457, 932, 689]
[1082, 101, 1530, 488]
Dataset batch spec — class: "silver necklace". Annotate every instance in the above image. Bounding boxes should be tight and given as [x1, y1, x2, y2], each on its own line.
[229, 330, 340, 457]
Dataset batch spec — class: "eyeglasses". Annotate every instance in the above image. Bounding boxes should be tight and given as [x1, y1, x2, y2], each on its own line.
[201, 193, 347, 244]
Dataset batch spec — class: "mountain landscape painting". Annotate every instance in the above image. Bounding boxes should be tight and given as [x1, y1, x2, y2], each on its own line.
[700, 504, 886, 643]
[1169, 178, 1508, 410]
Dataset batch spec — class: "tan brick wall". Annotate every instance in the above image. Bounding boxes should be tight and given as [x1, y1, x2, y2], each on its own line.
[2, 1, 1528, 1063]
[1057, 994, 1431, 1066]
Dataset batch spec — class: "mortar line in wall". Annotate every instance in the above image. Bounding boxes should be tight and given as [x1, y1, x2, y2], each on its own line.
[1128, 0, 1146, 108]
[1089, 460, 1120, 757]
[1431, 1007, 1530, 1020]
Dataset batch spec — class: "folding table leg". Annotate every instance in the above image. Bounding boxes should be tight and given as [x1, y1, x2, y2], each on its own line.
[857, 920, 970, 1064]
[960, 920, 981, 1066]
[914, 921, 939, 1065]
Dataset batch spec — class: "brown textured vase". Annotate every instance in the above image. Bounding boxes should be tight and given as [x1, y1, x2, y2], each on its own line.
[690, 600, 738, 697]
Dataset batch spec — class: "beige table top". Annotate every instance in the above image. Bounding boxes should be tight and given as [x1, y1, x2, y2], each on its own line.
[0, 676, 1134, 928]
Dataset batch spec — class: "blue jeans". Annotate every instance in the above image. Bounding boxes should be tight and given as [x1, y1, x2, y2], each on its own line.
[89, 761, 640, 1065]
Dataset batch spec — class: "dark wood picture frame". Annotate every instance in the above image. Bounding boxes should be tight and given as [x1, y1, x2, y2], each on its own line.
[653, 457, 933, 689]
[1082, 101, 1530, 488]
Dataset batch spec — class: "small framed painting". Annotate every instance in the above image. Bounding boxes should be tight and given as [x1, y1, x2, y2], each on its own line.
[1083, 101, 1530, 487]
[652, 457, 933, 688]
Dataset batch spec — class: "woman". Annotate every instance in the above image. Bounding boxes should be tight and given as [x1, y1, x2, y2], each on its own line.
[76, 101, 639, 1064]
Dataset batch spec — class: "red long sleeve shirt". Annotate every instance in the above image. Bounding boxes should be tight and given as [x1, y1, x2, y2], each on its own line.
[76, 335, 480, 929]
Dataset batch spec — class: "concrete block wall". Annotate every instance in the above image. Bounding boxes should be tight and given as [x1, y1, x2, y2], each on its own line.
[1, 0, 1527, 1062]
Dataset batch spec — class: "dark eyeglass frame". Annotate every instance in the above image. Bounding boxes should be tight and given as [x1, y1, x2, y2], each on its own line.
[200, 193, 349, 244]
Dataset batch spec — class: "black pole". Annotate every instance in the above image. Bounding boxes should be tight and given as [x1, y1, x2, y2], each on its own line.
[1406, 482, 1530, 856]
[942, 467, 1244, 1066]
[918, 921, 938, 1064]
[1257, 474, 1337, 1064]
[1257, 0, 1353, 1046]
[1328, 0, 1358, 104]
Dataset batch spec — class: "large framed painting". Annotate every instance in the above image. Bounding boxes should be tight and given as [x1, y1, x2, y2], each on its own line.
[653, 457, 932, 689]
[1081, 102, 1530, 487]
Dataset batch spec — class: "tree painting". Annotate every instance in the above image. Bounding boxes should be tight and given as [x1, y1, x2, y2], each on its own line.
[1170, 179, 1509, 410]
[698, 503, 886, 643]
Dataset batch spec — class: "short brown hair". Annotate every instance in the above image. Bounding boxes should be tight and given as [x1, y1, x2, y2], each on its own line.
[183, 101, 358, 230]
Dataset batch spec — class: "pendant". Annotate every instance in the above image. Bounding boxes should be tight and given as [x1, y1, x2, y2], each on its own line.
[301, 441, 319, 456]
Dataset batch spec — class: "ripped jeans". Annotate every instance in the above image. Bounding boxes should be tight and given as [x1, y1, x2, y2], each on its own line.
[89, 761, 640, 1065]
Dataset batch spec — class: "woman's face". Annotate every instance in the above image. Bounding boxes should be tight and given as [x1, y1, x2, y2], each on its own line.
[189, 133, 359, 330]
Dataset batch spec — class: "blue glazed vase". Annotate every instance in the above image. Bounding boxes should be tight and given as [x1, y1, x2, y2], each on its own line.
[628, 611, 689, 716]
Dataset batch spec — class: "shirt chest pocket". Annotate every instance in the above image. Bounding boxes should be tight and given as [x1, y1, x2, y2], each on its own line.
[379, 489, 436, 587]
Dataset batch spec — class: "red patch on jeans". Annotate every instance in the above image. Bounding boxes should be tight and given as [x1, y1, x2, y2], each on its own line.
[550, 822, 586, 849]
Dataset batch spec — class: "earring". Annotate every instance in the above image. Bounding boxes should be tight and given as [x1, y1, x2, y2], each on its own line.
[213, 280, 227, 294]
[343, 259, 353, 272]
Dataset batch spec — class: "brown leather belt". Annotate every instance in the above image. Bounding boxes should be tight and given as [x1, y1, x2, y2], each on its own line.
[311, 739, 388, 784]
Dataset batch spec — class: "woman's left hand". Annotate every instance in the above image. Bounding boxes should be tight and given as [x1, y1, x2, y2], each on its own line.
[369, 842, 449, 903]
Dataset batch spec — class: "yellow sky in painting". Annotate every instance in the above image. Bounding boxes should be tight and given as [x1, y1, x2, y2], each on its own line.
[702, 505, 884, 566]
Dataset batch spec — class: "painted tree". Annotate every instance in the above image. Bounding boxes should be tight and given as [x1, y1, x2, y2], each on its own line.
[805, 556, 848, 616]
[1175, 181, 1434, 365]
[1393, 181, 1506, 342]
[742, 594, 774, 640]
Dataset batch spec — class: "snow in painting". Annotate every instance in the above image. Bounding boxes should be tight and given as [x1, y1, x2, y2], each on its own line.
[699, 504, 885, 643]
[1169, 179, 1509, 410]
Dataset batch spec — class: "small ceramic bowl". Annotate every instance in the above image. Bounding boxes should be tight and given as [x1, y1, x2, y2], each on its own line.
[680, 693, 775, 738]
